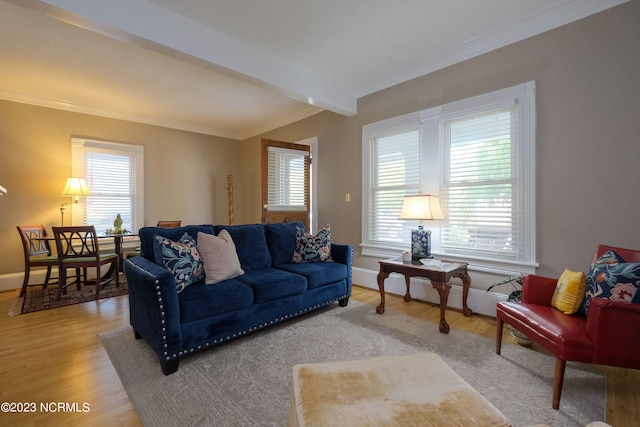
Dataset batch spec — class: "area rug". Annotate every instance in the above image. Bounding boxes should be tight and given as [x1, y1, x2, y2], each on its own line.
[101, 301, 605, 427]
[8, 274, 127, 316]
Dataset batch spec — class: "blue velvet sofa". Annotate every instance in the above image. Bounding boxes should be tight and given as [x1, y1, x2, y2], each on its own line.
[123, 222, 353, 374]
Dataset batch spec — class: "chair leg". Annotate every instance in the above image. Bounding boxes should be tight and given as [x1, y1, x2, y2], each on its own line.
[56, 267, 66, 301]
[553, 358, 566, 410]
[496, 317, 504, 355]
[95, 266, 101, 300]
[19, 268, 31, 297]
[75, 268, 82, 291]
[43, 266, 52, 289]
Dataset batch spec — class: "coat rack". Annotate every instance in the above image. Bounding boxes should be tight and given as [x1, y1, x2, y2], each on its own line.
[226, 175, 235, 225]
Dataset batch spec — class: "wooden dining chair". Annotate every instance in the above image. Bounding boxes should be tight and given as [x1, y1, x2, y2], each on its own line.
[157, 220, 181, 228]
[52, 225, 119, 301]
[16, 225, 58, 297]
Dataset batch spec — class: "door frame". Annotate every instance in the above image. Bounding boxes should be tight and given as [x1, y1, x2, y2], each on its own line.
[261, 136, 318, 233]
[298, 136, 318, 233]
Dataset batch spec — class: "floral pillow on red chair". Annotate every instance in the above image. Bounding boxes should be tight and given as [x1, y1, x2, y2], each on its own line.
[580, 249, 640, 314]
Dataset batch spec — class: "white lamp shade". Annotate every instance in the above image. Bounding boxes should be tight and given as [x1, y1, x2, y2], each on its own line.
[61, 177, 91, 197]
[398, 195, 444, 220]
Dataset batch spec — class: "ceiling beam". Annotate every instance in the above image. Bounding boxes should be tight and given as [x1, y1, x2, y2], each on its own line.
[36, 0, 357, 116]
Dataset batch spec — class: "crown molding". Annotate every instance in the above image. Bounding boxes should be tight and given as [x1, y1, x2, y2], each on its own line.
[0, 91, 244, 140]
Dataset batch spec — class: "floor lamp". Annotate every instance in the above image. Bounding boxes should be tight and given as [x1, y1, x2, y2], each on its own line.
[60, 177, 90, 225]
[399, 194, 444, 260]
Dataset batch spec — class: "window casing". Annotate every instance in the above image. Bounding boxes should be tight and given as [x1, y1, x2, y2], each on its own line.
[362, 82, 537, 274]
[71, 138, 144, 233]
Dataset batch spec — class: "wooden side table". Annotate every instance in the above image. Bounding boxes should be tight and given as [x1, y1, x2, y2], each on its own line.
[376, 258, 472, 333]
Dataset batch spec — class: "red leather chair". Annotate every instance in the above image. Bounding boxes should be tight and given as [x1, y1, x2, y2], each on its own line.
[496, 245, 640, 409]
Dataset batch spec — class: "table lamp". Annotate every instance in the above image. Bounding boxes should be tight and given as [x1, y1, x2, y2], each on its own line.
[398, 194, 444, 259]
[60, 177, 90, 225]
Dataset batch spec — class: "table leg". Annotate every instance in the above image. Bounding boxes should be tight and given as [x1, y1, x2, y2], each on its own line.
[459, 272, 473, 317]
[432, 281, 451, 334]
[376, 271, 389, 314]
[403, 275, 412, 302]
[101, 235, 123, 285]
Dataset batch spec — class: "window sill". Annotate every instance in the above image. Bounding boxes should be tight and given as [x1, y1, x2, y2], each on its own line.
[360, 243, 538, 275]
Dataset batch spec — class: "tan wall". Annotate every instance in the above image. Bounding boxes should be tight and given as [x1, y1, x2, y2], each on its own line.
[0, 101, 242, 276]
[242, 1, 640, 279]
[2, 2, 638, 286]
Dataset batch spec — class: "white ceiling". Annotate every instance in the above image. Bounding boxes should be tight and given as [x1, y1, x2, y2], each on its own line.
[0, 0, 627, 140]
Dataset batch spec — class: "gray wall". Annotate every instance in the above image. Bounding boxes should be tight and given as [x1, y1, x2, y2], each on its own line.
[243, 1, 640, 279]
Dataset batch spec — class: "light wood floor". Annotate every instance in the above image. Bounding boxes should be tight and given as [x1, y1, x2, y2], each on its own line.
[0, 285, 638, 426]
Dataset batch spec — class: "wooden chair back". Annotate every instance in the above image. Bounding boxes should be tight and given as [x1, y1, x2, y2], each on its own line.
[17, 225, 53, 259]
[53, 226, 101, 263]
[52, 225, 119, 301]
[157, 220, 181, 228]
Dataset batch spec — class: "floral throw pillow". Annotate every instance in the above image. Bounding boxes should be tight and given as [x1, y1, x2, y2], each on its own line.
[153, 232, 204, 292]
[580, 249, 640, 314]
[292, 225, 333, 263]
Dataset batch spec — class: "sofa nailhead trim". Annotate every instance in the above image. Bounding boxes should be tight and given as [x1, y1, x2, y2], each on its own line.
[176, 294, 352, 356]
[125, 260, 180, 361]
[148, 254, 354, 362]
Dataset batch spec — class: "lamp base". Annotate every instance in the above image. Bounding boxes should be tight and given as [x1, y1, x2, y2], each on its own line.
[411, 226, 432, 260]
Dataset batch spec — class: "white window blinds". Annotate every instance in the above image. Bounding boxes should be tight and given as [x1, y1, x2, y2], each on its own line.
[84, 149, 136, 231]
[440, 106, 519, 260]
[368, 127, 421, 245]
[71, 137, 144, 233]
[267, 146, 309, 211]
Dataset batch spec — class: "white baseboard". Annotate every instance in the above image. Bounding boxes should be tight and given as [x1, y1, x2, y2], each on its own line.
[352, 267, 505, 318]
[0, 271, 31, 293]
[3, 266, 507, 317]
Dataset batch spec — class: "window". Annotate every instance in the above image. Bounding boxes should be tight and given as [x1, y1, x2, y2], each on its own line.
[267, 146, 309, 211]
[362, 82, 537, 274]
[71, 138, 144, 233]
[363, 120, 421, 247]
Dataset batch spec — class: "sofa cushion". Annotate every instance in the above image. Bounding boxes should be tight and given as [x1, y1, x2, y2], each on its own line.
[551, 269, 586, 315]
[293, 224, 333, 263]
[237, 268, 307, 304]
[265, 221, 305, 266]
[581, 249, 640, 314]
[214, 224, 272, 271]
[153, 232, 204, 293]
[139, 224, 215, 262]
[178, 279, 254, 323]
[198, 231, 244, 285]
[278, 262, 347, 289]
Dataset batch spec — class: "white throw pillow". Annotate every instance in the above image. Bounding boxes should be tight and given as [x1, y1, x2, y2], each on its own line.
[197, 230, 244, 285]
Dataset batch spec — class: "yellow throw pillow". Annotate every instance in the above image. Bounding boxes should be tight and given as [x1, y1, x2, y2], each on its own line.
[551, 269, 587, 314]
